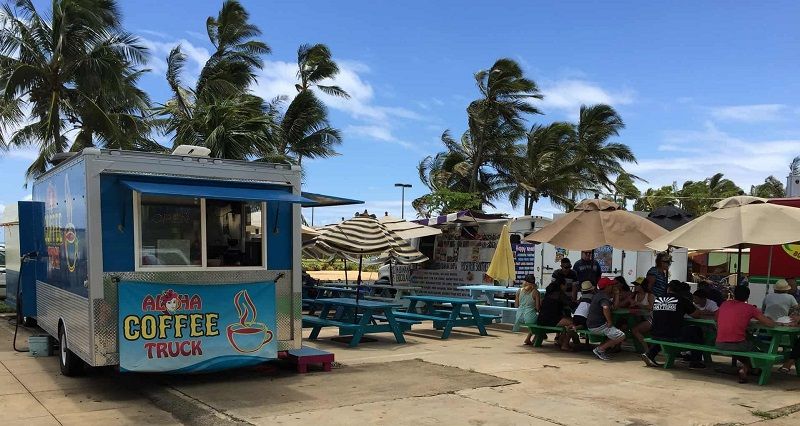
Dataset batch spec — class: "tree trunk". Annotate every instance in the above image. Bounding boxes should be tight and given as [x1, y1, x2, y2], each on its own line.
[524, 192, 532, 216]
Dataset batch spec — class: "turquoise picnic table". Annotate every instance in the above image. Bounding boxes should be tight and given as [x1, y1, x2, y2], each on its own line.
[302, 298, 412, 347]
[394, 295, 498, 339]
[458, 285, 520, 307]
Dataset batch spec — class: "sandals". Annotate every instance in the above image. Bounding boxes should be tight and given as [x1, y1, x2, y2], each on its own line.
[778, 367, 792, 374]
[737, 367, 749, 384]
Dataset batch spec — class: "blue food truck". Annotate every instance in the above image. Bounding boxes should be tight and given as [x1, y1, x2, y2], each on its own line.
[3, 147, 351, 375]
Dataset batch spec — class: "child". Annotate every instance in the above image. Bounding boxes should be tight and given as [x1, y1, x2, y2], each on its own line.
[571, 281, 594, 330]
[514, 274, 542, 345]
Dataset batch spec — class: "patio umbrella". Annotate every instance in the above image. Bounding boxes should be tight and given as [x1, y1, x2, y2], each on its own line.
[305, 212, 428, 307]
[647, 204, 694, 231]
[486, 224, 516, 286]
[646, 195, 800, 281]
[523, 198, 668, 251]
[379, 213, 442, 240]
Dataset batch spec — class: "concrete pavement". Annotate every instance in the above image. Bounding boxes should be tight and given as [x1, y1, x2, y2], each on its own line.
[2, 312, 800, 425]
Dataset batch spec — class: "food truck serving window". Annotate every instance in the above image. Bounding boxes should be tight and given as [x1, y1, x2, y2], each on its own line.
[135, 193, 266, 270]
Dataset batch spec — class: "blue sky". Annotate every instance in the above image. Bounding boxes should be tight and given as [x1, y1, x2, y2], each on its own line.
[2, 0, 800, 233]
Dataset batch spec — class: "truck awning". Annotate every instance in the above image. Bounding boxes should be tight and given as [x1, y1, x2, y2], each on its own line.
[121, 179, 312, 204]
[300, 192, 364, 207]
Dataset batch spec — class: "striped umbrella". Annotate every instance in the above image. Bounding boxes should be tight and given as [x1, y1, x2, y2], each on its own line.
[304, 213, 428, 303]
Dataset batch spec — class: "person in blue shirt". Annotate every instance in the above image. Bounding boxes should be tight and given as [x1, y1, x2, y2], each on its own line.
[647, 252, 671, 297]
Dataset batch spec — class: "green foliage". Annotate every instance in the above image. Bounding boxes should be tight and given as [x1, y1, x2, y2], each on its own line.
[633, 185, 677, 212]
[258, 43, 346, 166]
[750, 175, 785, 198]
[412, 189, 482, 218]
[302, 258, 379, 272]
[0, 0, 154, 179]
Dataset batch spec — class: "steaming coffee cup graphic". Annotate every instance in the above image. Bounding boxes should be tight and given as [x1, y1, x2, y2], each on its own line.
[226, 290, 273, 353]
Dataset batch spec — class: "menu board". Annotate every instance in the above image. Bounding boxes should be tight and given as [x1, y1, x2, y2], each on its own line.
[594, 245, 613, 273]
[513, 243, 537, 284]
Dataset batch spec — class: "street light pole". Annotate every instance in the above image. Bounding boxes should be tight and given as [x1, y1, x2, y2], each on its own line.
[394, 183, 412, 219]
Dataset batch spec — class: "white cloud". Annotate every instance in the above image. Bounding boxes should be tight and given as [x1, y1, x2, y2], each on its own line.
[630, 121, 798, 191]
[709, 104, 789, 123]
[140, 37, 210, 78]
[540, 79, 635, 117]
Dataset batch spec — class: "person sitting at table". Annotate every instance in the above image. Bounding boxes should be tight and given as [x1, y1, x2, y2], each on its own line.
[631, 278, 655, 351]
[697, 280, 725, 306]
[692, 288, 719, 317]
[787, 277, 800, 303]
[716, 285, 776, 383]
[763, 279, 798, 321]
[778, 306, 800, 374]
[641, 280, 705, 368]
[571, 281, 594, 331]
[514, 274, 542, 344]
[613, 276, 634, 308]
[552, 257, 579, 302]
[587, 277, 627, 361]
[537, 279, 575, 351]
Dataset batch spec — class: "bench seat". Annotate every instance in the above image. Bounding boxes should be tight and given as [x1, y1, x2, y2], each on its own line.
[302, 315, 362, 329]
[644, 338, 785, 385]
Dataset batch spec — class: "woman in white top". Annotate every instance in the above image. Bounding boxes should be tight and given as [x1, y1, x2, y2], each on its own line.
[764, 279, 799, 321]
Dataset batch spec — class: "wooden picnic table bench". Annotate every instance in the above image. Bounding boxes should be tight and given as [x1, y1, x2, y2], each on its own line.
[302, 298, 406, 347]
[644, 338, 787, 385]
[524, 324, 608, 347]
[398, 295, 493, 339]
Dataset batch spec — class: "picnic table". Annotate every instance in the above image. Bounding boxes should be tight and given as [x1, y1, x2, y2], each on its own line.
[458, 285, 520, 307]
[646, 317, 800, 385]
[314, 283, 421, 304]
[393, 295, 500, 339]
[302, 298, 416, 347]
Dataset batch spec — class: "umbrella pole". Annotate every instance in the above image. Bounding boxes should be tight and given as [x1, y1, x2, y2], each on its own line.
[357, 254, 363, 307]
[736, 243, 743, 285]
[763, 246, 774, 310]
[389, 257, 394, 286]
[344, 257, 348, 284]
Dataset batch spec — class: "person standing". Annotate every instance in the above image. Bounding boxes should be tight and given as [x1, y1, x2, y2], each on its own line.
[587, 277, 627, 361]
[552, 257, 578, 302]
[641, 280, 705, 368]
[573, 250, 601, 301]
[647, 252, 671, 298]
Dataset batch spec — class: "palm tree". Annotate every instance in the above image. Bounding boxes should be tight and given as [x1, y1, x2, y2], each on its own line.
[257, 91, 341, 166]
[417, 127, 516, 210]
[0, 0, 152, 179]
[634, 185, 678, 212]
[295, 44, 349, 98]
[678, 173, 742, 216]
[573, 104, 637, 193]
[155, 0, 273, 159]
[502, 123, 587, 215]
[750, 176, 785, 198]
[465, 58, 541, 192]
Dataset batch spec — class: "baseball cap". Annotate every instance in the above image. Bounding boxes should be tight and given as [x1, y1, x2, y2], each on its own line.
[598, 277, 615, 290]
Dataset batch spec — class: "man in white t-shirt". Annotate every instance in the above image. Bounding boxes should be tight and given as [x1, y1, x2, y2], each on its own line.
[764, 279, 799, 321]
[692, 289, 719, 316]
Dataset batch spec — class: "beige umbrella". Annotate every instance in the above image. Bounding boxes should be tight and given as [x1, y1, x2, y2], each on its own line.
[379, 213, 442, 240]
[523, 198, 668, 251]
[647, 195, 800, 284]
[646, 196, 800, 251]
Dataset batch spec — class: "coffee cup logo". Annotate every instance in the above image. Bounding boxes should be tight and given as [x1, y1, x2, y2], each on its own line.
[226, 290, 273, 353]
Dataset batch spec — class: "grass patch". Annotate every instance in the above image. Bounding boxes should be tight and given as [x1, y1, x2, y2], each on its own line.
[751, 410, 778, 420]
[0, 302, 16, 314]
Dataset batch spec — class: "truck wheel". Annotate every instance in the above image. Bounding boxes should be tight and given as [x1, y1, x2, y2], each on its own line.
[58, 325, 84, 377]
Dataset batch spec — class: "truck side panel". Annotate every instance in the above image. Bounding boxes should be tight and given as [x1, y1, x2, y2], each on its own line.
[32, 159, 93, 364]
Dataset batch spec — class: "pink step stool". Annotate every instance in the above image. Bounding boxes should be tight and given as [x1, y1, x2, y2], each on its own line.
[281, 346, 334, 373]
